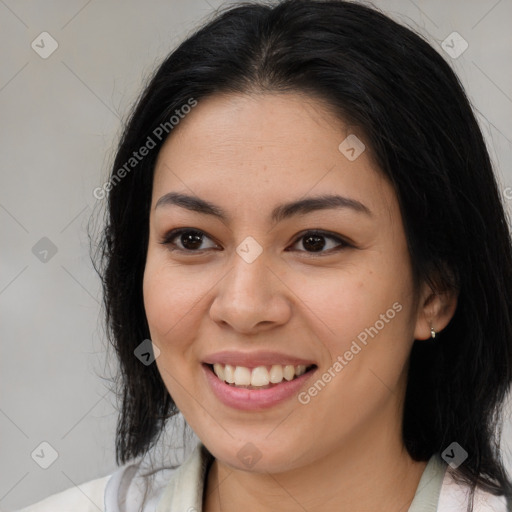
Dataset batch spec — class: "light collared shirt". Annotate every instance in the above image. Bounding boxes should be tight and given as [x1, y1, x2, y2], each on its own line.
[17, 442, 510, 511]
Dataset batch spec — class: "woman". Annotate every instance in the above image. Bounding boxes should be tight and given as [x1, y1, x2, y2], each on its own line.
[18, 0, 512, 510]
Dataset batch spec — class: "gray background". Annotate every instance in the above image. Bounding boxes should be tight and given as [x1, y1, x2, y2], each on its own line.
[1, 0, 511, 509]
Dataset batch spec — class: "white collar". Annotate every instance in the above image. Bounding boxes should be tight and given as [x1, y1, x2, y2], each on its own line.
[156, 443, 212, 511]
[107, 442, 511, 512]
[104, 442, 207, 512]
[153, 445, 445, 511]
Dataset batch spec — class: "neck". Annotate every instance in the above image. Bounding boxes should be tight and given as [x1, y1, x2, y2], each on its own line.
[203, 412, 427, 512]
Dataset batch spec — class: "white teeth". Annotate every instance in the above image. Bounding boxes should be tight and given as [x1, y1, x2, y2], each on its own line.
[224, 364, 235, 384]
[269, 364, 283, 383]
[251, 366, 270, 386]
[211, 363, 311, 387]
[233, 366, 251, 386]
[296, 365, 306, 376]
[283, 365, 295, 381]
[213, 363, 224, 381]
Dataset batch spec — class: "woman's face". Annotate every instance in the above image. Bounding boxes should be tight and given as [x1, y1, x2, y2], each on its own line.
[143, 92, 429, 472]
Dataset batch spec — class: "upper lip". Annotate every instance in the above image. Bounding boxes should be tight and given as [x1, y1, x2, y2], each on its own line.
[203, 351, 317, 368]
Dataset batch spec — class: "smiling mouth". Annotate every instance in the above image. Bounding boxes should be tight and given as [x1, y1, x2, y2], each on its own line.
[205, 363, 317, 389]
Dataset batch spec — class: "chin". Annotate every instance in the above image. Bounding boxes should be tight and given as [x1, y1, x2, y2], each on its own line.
[202, 434, 310, 474]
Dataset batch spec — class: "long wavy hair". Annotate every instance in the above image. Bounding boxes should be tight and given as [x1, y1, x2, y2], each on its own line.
[94, 1, 512, 509]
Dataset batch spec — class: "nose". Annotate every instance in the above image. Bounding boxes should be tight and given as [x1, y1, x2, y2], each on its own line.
[209, 248, 292, 334]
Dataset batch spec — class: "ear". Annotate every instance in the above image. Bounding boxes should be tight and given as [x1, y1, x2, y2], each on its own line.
[413, 279, 458, 340]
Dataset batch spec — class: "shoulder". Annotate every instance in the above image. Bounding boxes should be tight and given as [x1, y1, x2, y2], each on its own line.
[438, 467, 509, 512]
[14, 475, 111, 512]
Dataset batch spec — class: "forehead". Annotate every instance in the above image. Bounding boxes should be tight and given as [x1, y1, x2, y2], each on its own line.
[152, 92, 395, 220]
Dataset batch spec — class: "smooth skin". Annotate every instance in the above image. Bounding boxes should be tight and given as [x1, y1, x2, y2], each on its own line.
[142, 92, 458, 512]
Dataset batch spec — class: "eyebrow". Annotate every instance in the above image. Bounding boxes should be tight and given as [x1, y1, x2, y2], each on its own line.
[155, 191, 372, 224]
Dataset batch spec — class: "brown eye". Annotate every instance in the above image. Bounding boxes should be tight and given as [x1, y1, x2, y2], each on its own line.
[288, 230, 349, 254]
[179, 231, 202, 250]
[302, 233, 327, 252]
[161, 229, 220, 252]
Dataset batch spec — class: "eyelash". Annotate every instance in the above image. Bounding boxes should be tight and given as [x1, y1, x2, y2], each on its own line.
[159, 228, 351, 256]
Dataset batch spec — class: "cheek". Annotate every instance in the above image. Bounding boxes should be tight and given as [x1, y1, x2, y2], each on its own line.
[142, 257, 203, 347]
[296, 259, 414, 380]
[295, 267, 397, 338]
[142, 258, 206, 409]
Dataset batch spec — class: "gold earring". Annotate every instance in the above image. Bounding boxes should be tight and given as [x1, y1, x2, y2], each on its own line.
[430, 326, 436, 339]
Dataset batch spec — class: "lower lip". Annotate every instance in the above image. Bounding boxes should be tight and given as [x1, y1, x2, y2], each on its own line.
[203, 364, 317, 411]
